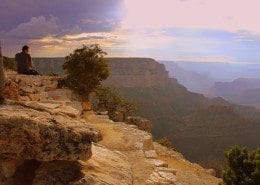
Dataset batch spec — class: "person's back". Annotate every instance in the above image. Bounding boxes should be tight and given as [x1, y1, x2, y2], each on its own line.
[15, 51, 31, 74]
[15, 45, 39, 75]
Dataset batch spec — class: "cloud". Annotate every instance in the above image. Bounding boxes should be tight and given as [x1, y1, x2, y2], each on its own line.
[0, 0, 124, 33]
[123, 0, 260, 35]
[1, 0, 260, 64]
[0, 0, 124, 56]
[6, 16, 59, 39]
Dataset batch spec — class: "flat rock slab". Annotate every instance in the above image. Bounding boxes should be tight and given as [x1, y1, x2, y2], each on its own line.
[74, 144, 133, 185]
[0, 105, 101, 161]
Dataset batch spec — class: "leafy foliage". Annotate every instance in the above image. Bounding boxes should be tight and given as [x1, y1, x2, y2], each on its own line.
[3, 56, 16, 71]
[222, 146, 260, 185]
[62, 45, 109, 99]
[253, 150, 260, 184]
[155, 137, 172, 148]
[92, 86, 137, 121]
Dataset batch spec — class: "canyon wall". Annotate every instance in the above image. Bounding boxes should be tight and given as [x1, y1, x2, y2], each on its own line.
[33, 57, 170, 87]
[104, 58, 169, 87]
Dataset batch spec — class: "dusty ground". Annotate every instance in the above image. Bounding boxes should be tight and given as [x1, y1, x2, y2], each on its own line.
[84, 112, 155, 185]
[84, 112, 221, 185]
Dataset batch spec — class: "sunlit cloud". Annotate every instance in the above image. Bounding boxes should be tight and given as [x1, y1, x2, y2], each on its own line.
[1, 0, 260, 63]
[123, 0, 260, 34]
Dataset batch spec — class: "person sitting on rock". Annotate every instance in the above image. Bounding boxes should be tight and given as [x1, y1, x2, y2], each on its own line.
[15, 45, 39, 75]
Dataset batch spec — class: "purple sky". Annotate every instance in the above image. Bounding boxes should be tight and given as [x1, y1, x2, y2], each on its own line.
[1, 0, 260, 64]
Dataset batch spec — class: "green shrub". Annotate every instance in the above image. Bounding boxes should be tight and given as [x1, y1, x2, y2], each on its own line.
[3, 56, 16, 71]
[252, 149, 260, 184]
[221, 146, 260, 185]
[155, 137, 172, 148]
[62, 45, 109, 100]
[92, 86, 137, 121]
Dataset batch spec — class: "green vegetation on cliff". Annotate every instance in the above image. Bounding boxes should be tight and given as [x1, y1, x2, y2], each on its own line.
[62, 45, 109, 99]
[92, 86, 137, 121]
[221, 146, 260, 185]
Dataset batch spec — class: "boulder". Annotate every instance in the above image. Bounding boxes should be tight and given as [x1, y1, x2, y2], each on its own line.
[0, 105, 101, 161]
[145, 150, 158, 159]
[126, 116, 153, 132]
[0, 104, 101, 185]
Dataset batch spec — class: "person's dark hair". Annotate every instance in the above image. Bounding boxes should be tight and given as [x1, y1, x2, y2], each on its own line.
[22, 45, 29, 51]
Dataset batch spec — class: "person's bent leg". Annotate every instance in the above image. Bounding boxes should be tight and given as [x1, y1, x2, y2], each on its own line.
[28, 69, 40, 75]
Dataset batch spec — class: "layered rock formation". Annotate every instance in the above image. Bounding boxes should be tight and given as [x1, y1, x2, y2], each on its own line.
[0, 73, 103, 185]
[0, 73, 221, 185]
[104, 58, 169, 87]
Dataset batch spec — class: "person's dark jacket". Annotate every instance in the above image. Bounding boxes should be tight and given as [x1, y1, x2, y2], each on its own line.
[15, 52, 32, 74]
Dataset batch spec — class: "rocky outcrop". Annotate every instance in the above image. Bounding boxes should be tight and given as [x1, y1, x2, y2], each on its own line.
[0, 73, 221, 185]
[0, 103, 101, 185]
[85, 113, 182, 185]
[0, 105, 101, 161]
[126, 116, 153, 132]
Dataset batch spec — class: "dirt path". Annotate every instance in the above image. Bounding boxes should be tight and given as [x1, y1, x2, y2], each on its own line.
[84, 113, 155, 185]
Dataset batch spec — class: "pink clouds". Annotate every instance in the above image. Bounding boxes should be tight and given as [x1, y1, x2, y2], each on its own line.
[123, 0, 260, 34]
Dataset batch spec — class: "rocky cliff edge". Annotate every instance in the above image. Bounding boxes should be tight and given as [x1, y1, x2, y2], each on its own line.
[0, 72, 221, 185]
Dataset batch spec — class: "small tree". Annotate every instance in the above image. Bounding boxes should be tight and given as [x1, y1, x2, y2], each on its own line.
[119, 99, 138, 120]
[92, 86, 137, 121]
[222, 146, 260, 185]
[63, 45, 109, 109]
[0, 42, 5, 104]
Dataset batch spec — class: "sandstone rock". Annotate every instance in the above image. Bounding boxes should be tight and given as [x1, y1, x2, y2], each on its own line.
[155, 167, 177, 175]
[82, 101, 92, 111]
[19, 95, 30, 101]
[147, 159, 168, 168]
[146, 171, 178, 185]
[28, 92, 48, 101]
[0, 104, 102, 185]
[20, 101, 81, 118]
[97, 111, 108, 115]
[0, 105, 101, 162]
[1, 73, 220, 185]
[3, 79, 19, 100]
[153, 142, 184, 160]
[37, 101, 63, 109]
[206, 169, 216, 176]
[73, 144, 133, 185]
[145, 150, 158, 159]
[47, 89, 76, 101]
[126, 116, 152, 132]
[54, 105, 81, 118]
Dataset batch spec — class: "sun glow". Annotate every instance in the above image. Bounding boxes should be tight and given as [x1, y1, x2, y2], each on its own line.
[123, 0, 260, 34]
